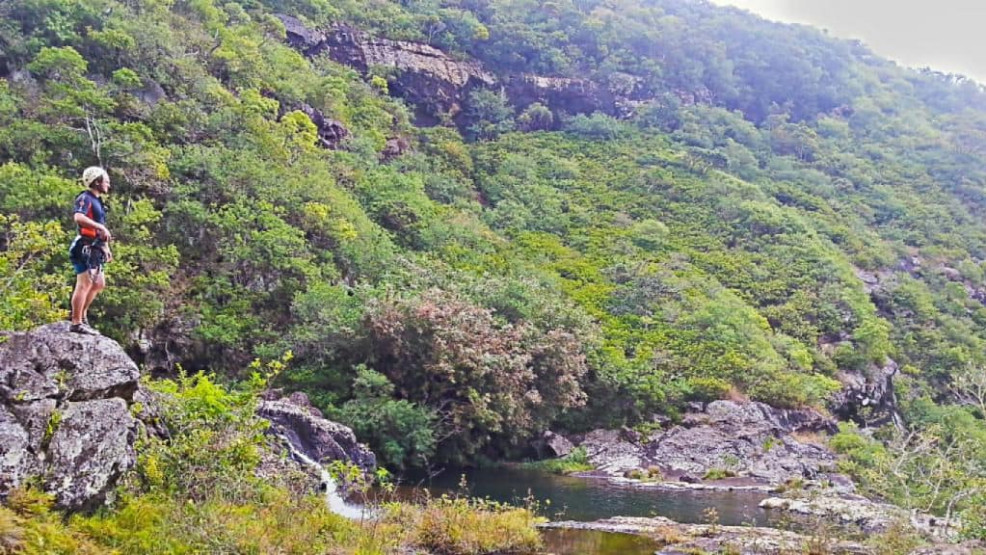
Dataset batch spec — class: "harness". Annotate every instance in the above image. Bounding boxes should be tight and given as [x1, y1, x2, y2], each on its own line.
[73, 237, 107, 278]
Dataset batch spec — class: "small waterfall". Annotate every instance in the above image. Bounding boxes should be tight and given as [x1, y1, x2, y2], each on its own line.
[278, 433, 370, 519]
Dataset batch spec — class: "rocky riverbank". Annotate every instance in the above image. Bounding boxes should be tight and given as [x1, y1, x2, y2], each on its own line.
[541, 398, 960, 542]
[759, 496, 960, 540]
[540, 516, 873, 554]
[541, 516, 986, 554]
[572, 400, 847, 489]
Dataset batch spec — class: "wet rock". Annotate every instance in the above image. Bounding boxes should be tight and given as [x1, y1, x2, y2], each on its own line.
[0, 322, 143, 509]
[258, 396, 376, 473]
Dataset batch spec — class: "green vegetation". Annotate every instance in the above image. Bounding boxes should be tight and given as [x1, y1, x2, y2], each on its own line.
[524, 446, 593, 475]
[0, 372, 542, 554]
[3, 0, 986, 541]
[701, 469, 737, 482]
[624, 466, 663, 482]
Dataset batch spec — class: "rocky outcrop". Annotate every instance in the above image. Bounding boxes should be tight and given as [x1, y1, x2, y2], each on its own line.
[540, 516, 872, 554]
[258, 392, 376, 473]
[760, 496, 959, 540]
[505, 74, 634, 119]
[279, 15, 494, 121]
[829, 358, 901, 427]
[0, 322, 142, 510]
[381, 136, 410, 161]
[295, 103, 349, 149]
[531, 429, 575, 458]
[276, 15, 651, 127]
[279, 14, 327, 54]
[580, 401, 843, 488]
[910, 541, 986, 555]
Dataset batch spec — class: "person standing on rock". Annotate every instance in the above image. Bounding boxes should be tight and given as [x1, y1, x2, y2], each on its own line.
[68, 166, 113, 335]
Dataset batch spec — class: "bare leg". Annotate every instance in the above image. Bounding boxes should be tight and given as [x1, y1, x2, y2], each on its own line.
[81, 272, 105, 322]
[70, 273, 93, 325]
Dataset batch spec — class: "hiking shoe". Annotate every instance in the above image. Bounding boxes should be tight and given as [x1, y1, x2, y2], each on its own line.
[69, 323, 99, 336]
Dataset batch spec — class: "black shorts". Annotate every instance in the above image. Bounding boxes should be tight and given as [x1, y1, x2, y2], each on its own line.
[69, 237, 105, 275]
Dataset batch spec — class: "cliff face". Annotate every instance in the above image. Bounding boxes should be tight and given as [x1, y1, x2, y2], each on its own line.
[277, 15, 649, 127]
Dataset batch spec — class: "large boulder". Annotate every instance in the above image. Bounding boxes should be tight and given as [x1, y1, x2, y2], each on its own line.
[258, 394, 376, 473]
[542, 430, 575, 458]
[0, 322, 141, 510]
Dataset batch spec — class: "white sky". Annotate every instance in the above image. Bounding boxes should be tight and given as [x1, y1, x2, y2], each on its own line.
[708, 0, 986, 84]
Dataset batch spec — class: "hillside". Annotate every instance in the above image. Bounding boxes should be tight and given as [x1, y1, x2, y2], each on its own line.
[3, 0, 986, 538]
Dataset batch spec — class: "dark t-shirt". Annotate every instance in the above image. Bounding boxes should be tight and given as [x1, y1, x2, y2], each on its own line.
[73, 190, 106, 239]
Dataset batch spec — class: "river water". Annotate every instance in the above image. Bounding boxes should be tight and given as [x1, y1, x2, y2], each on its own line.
[376, 466, 776, 555]
[388, 466, 773, 525]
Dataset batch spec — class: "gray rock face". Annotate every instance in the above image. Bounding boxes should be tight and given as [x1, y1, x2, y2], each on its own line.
[45, 398, 136, 509]
[319, 23, 495, 121]
[277, 14, 327, 54]
[830, 358, 900, 427]
[258, 395, 376, 473]
[581, 401, 843, 486]
[542, 430, 575, 458]
[295, 102, 350, 149]
[0, 322, 141, 509]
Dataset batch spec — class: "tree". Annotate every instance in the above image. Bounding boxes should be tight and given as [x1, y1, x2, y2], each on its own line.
[950, 363, 986, 418]
[466, 88, 515, 140]
[516, 102, 553, 131]
[0, 214, 68, 331]
[365, 290, 587, 461]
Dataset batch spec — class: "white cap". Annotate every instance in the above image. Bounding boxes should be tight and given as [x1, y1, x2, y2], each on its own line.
[82, 166, 108, 187]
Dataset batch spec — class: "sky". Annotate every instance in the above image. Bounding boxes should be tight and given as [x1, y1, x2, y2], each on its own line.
[708, 0, 986, 84]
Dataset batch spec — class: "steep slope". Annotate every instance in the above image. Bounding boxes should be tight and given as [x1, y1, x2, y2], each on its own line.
[2, 0, 986, 536]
